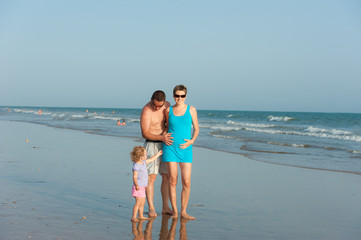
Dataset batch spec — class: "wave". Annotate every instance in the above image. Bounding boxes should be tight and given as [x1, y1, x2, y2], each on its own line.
[205, 121, 361, 142]
[227, 120, 275, 128]
[305, 126, 352, 135]
[266, 141, 310, 148]
[13, 108, 52, 115]
[268, 115, 295, 122]
[243, 127, 361, 142]
[349, 150, 361, 155]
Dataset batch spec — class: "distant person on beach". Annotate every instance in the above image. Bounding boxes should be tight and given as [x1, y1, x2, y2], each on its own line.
[140, 90, 173, 217]
[162, 85, 199, 220]
[130, 146, 163, 222]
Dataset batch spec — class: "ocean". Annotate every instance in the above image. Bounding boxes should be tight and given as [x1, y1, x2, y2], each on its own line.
[1, 106, 360, 175]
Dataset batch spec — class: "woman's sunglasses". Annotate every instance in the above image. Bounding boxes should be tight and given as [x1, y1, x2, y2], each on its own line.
[174, 94, 186, 98]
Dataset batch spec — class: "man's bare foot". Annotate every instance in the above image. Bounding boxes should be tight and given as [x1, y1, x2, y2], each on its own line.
[162, 208, 174, 215]
[148, 210, 157, 217]
[131, 218, 139, 222]
[139, 216, 150, 220]
[181, 213, 196, 220]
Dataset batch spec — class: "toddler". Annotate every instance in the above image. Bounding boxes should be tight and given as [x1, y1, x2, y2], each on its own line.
[130, 146, 162, 222]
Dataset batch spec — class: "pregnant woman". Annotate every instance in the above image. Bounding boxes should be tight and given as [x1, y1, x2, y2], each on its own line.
[162, 84, 199, 220]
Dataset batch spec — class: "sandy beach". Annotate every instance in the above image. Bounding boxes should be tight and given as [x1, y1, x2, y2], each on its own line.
[1, 120, 360, 240]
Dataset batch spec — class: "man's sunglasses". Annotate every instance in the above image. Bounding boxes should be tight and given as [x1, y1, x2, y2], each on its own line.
[174, 94, 186, 98]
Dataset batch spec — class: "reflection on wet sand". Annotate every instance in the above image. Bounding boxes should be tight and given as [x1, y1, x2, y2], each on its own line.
[132, 214, 190, 240]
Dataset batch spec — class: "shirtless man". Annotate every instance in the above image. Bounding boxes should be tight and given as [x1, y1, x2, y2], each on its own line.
[140, 90, 173, 217]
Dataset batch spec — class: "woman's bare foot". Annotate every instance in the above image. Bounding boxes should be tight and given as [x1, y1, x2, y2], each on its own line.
[148, 210, 157, 217]
[170, 212, 178, 219]
[139, 216, 150, 220]
[181, 213, 196, 220]
[131, 218, 139, 222]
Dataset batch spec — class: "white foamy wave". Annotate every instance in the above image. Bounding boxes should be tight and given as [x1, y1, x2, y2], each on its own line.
[13, 108, 52, 115]
[242, 127, 361, 142]
[268, 115, 295, 122]
[227, 120, 275, 128]
[305, 127, 352, 136]
[88, 115, 140, 123]
[211, 134, 236, 139]
[210, 125, 242, 131]
[90, 115, 120, 121]
[267, 141, 307, 148]
[227, 114, 233, 117]
[349, 150, 361, 155]
[52, 113, 67, 120]
[71, 114, 88, 119]
[13, 109, 38, 114]
[127, 118, 140, 123]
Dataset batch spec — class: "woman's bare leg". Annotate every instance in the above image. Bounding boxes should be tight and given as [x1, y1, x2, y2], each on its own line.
[179, 162, 196, 220]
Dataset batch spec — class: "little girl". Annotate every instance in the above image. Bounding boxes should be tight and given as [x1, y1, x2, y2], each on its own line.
[130, 146, 162, 222]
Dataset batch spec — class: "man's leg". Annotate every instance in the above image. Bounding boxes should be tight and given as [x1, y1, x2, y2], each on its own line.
[146, 174, 157, 217]
[168, 162, 179, 218]
[161, 173, 172, 214]
[179, 162, 195, 220]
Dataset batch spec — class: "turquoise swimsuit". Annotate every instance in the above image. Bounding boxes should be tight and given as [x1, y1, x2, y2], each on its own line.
[162, 105, 193, 163]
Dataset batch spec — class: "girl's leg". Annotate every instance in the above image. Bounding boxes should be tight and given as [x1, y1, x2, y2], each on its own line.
[139, 197, 150, 220]
[179, 162, 195, 220]
[167, 162, 179, 218]
[132, 197, 142, 222]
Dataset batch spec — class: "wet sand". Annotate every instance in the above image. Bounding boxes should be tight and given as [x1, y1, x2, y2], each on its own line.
[1, 120, 360, 239]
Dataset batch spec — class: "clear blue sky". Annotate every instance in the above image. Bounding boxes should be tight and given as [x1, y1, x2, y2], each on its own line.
[1, 0, 360, 113]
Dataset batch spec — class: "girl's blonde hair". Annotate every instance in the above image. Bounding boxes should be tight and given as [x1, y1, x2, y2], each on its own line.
[130, 146, 146, 162]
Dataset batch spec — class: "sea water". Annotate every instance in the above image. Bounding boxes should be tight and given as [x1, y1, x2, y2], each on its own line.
[1, 106, 360, 174]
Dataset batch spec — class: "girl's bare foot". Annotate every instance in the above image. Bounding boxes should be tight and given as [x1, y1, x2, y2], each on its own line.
[139, 216, 150, 220]
[181, 213, 196, 220]
[131, 218, 139, 222]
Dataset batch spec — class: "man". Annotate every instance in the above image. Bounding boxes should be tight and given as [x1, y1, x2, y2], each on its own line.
[140, 90, 173, 217]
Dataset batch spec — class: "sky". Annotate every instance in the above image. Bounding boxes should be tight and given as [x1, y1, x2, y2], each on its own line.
[1, 0, 360, 113]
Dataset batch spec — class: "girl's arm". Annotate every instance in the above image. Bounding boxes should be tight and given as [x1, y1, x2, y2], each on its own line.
[133, 171, 139, 190]
[145, 150, 163, 164]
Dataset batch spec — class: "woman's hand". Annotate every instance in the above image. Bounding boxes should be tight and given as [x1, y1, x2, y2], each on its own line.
[180, 139, 193, 149]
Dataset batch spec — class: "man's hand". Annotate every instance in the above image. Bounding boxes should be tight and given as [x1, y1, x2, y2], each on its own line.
[162, 132, 174, 146]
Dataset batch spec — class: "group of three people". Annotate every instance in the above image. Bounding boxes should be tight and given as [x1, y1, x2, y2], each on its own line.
[134, 84, 199, 221]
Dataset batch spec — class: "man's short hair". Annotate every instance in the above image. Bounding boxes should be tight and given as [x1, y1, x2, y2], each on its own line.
[173, 85, 187, 95]
[151, 90, 166, 102]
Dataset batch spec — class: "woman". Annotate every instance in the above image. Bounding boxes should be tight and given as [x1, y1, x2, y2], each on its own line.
[162, 85, 199, 220]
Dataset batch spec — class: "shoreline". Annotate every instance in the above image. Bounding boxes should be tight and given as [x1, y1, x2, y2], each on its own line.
[1, 120, 361, 239]
[8, 119, 361, 176]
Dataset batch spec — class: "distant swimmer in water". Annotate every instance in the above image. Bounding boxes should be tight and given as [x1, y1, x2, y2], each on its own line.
[117, 120, 126, 126]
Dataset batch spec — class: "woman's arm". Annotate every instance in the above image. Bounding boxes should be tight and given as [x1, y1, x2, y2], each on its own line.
[180, 106, 199, 149]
